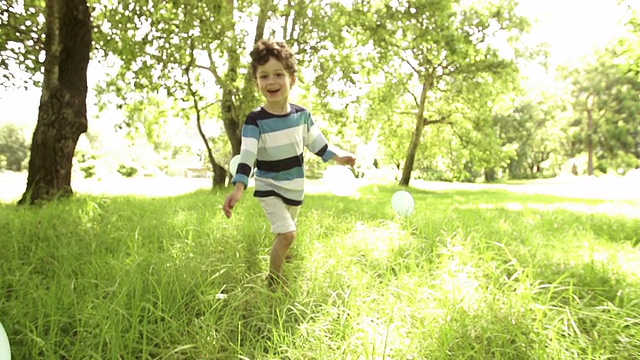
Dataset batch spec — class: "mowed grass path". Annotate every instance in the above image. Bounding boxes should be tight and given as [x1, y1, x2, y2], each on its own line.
[1, 184, 639, 359]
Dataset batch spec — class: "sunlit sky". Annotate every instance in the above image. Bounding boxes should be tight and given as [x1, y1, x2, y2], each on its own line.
[0, 0, 631, 126]
[518, 0, 629, 65]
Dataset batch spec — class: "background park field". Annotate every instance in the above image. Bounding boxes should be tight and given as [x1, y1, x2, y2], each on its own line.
[1, 175, 640, 359]
[2, 0, 640, 358]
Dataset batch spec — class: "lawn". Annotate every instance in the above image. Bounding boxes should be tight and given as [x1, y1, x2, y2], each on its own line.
[1, 181, 639, 359]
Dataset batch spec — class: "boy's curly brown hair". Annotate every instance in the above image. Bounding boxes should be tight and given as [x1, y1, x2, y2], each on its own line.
[250, 39, 297, 79]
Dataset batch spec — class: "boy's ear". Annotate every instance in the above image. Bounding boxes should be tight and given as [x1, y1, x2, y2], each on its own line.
[290, 73, 296, 87]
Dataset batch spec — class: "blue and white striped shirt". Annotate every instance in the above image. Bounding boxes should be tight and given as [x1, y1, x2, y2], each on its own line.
[231, 104, 336, 205]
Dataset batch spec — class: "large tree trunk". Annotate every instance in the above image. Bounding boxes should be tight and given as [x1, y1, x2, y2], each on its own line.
[204, 0, 269, 187]
[221, 88, 242, 155]
[19, 0, 91, 204]
[399, 79, 430, 186]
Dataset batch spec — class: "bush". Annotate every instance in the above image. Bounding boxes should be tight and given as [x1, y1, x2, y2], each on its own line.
[75, 151, 97, 178]
[0, 124, 29, 171]
[598, 152, 639, 174]
[80, 164, 96, 178]
[117, 164, 138, 178]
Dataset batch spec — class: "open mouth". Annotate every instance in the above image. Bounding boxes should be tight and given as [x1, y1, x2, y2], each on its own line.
[267, 89, 280, 95]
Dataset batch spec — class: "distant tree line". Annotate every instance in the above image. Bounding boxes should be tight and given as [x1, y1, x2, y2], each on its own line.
[1, 0, 638, 203]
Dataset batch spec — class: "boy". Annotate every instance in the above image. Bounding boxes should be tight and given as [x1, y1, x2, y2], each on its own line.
[223, 39, 356, 289]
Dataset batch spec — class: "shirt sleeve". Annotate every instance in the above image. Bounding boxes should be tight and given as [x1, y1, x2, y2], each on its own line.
[232, 115, 260, 188]
[304, 112, 336, 162]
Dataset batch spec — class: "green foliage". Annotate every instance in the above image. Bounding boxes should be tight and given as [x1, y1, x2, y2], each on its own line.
[119, 95, 175, 153]
[409, 125, 479, 182]
[117, 164, 138, 178]
[91, 0, 263, 121]
[494, 94, 571, 179]
[4, 0, 638, 190]
[564, 30, 640, 173]
[76, 150, 97, 178]
[0, 0, 45, 88]
[597, 151, 640, 174]
[347, 0, 530, 184]
[79, 164, 95, 178]
[92, 0, 277, 184]
[89, 0, 537, 186]
[73, 129, 177, 180]
[1, 184, 639, 358]
[0, 123, 29, 171]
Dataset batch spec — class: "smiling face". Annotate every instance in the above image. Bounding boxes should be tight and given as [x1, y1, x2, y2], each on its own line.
[255, 57, 296, 113]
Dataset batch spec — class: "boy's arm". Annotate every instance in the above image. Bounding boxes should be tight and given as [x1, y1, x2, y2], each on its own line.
[304, 112, 357, 165]
[332, 153, 356, 166]
[305, 124, 356, 165]
[224, 116, 259, 218]
[232, 182, 246, 193]
[223, 183, 245, 218]
[305, 115, 338, 162]
[231, 119, 260, 188]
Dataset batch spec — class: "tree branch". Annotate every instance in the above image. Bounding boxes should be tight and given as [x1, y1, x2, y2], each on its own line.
[254, 0, 272, 43]
[405, 86, 419, 108]
[186, 39, 219, 171]
[424, 116, 451, 126]
[403, 56, 421, 76]
[393, 111, 452, 126]
[206, 47, 226, 87]
[395, 110, 418, 116]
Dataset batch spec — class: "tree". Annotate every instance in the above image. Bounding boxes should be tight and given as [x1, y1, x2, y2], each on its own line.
[93, 0, 367, 187]
[19, 0, 91, 204]
[0, 124, 30, 171]
[352, 0, 529, 186]
[93, 0, 272, 187]
[0, 0, 45, 88]
[493, 94, 570, 179]
[561, 1, 640, 175]
[565, 37, 640, 175]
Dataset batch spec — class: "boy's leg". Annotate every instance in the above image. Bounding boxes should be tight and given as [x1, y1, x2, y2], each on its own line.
[258, 197, 301, 277]
[270, 231, 296, 275]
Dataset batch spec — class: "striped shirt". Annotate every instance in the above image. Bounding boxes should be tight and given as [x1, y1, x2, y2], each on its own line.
[231, 104, 336, 206]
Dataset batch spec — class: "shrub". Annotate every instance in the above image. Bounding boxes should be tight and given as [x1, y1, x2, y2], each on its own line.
[118, 164, 138, 178]
[0, 124, 29, 171]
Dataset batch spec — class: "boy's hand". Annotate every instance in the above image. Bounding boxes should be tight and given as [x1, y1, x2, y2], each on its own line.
[334, 154, 356, 166]
[223, 186, 244, 218]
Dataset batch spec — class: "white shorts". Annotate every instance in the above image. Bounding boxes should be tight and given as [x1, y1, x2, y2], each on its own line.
[258, 196, 300, 234]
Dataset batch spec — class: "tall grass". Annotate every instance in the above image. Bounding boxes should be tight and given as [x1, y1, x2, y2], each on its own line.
[1, 185, 639, 359]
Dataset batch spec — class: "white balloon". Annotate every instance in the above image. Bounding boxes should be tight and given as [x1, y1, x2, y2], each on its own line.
[392, 190, 415, 216]
[0, 320, 10, 360]
[323, 165, 357, 197]
[229, 155, 241, 176]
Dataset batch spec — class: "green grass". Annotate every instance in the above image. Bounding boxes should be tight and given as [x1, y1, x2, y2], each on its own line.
[1, 184, 639, 359]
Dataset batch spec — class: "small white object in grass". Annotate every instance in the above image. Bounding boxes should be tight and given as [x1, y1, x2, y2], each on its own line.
[0, 320, 10, 360]
[392, 190, 415, 216]
[323, 165, 357, 197]
[229, 155, 241, 176]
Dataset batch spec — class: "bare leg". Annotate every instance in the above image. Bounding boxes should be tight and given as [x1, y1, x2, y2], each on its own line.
[269, 231, 296, 275]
